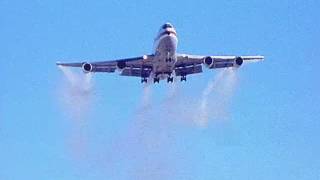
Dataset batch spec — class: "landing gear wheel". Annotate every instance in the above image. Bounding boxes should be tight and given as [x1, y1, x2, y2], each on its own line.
[166, 58, 173, 62]
[153, 77, 160, 83]
[141, 77, 147, 83]
[180, 76, 187, 82]
[167, 77, 174, 83]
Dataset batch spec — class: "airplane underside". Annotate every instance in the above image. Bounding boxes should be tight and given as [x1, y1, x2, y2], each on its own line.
[150, 32, 178, 83]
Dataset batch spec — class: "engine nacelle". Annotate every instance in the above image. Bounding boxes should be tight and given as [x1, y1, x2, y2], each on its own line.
[82, 63, 93, 73]
[234, 56, 243, 67]
[203, 56, 214, 68]
[117, 61, 126, 70]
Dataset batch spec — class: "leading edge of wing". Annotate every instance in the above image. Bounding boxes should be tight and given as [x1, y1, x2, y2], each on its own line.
[56, 54, 154, 67]
[241, 55, 264, 61]
[56, 61, 82, 67]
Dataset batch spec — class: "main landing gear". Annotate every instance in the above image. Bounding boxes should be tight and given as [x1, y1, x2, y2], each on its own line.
[153, 77, 160, 83]
[180, 75, 187, 82]
[167, 77, 174, 83]
[141, 77, 147, 83]
[140, 76, 160, 84]
[141, 74, 185, 84]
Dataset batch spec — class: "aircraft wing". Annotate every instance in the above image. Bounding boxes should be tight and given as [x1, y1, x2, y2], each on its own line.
[56, 55, 154, 77]
[175, 54, 264, 70]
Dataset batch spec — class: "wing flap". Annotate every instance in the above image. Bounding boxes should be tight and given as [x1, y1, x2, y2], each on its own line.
[175, 54, 204, 67]
[93, 66, 116, 73]
[175, 65, 202, 76]
[121, 68, 152, 77]
[213, 62, 234, 68]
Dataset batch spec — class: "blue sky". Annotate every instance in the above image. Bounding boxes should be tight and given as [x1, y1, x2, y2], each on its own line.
[1, 0, 319, 179]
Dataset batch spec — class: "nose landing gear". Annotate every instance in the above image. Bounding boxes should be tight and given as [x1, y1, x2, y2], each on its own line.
[166, 57, 173, 62]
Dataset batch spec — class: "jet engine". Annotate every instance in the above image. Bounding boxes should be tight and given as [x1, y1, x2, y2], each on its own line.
[234, 56, 243, 67]
[117, 61, 126, 70]
[203, 56, 214, 68]
[82, 63, 93, 73]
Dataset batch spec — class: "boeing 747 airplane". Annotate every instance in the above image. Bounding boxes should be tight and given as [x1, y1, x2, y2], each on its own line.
[57, 23, 263, 83]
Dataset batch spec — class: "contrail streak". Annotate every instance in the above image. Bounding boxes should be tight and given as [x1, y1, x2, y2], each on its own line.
[140, 81, 153, 109]
[57, 66, 94, 160]
[196, 68, 238, 127]
[60, 69, 239, 178]
[57, 66, 94, 119]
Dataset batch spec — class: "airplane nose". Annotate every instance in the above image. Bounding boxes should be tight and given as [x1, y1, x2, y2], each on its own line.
[162, 23, 174, 29]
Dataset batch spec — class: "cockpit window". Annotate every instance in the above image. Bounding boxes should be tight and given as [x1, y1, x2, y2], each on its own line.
[162, 23, 173, 29]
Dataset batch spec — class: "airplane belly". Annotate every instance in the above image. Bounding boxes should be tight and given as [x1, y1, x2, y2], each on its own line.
[157, 35, 177, 55]
[153, 35, 178, 76]
[153, 58, 173, 72]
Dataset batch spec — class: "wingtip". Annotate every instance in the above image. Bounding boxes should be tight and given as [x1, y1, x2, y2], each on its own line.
[253, 55, 264, 61]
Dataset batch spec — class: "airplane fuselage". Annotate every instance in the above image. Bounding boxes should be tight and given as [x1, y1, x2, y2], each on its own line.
[152, 23, 178, 79]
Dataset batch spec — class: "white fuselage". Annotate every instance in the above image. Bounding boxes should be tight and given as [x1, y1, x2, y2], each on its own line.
[152, 23, 178, 78]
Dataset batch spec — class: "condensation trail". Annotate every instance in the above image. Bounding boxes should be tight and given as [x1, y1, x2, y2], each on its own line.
[196, 70, 226, 126]
[106, 78, 180, 180]
[165, 69, 180, 100]
[166, 78, 180, 100]
[140, 80, 153, 109]
[57, 66, 94, 160]
[196, 68, 238, 127]
[58, 68, 238, 178]
[58, 66, 94, 119]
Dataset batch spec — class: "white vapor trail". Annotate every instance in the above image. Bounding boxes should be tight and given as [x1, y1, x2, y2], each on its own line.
[196, 68, 238, 127]
[166, 78, 180, 100]
[103, 79, 182, 180]
[60, 68, 240, 178]
[140, 80, 153, 108]
[57, 66, 94, 159]
[58, 66, 94, 119]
